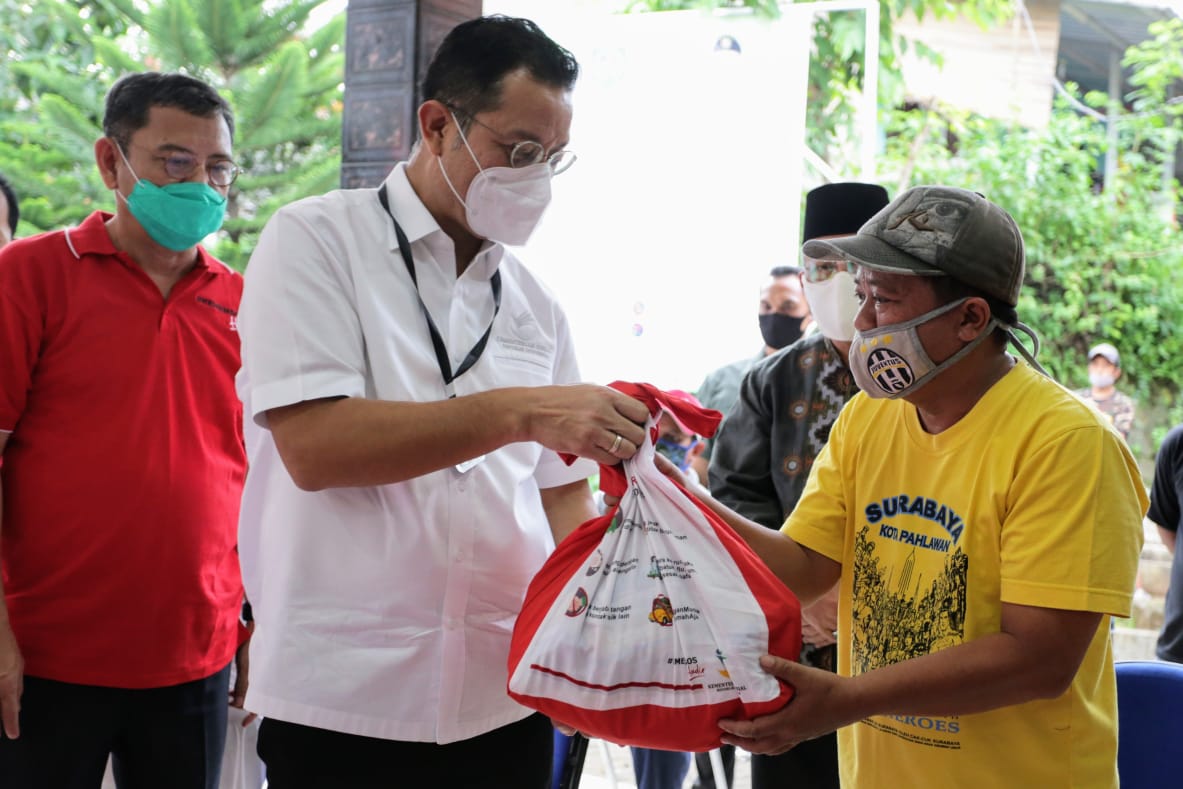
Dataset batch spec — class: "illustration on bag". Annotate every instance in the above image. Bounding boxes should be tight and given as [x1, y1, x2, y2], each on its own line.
[648, 594, 674, 626]
[566, 587, 589, 617]
[715, 648, 730, 679]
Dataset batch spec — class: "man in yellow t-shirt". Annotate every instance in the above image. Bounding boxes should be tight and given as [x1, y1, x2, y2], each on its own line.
[678, 186, 1146, 788]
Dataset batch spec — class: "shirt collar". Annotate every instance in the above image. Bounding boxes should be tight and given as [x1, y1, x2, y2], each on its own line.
[381, 163, 440, 247]
[820, 335, 851, 370]
[64, 210, 231, 275]
[379, 163, 504, 283]
[63, 212, 119, 258]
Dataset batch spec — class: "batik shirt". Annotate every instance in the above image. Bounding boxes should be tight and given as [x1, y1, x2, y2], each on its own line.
[1074, 388, 1135, 440]
[709, 333, 858, 530]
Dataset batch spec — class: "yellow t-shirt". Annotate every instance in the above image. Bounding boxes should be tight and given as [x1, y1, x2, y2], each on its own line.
[786, 362, 1146, 789]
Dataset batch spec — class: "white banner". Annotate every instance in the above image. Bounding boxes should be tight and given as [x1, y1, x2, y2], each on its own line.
[488, 3, 812, 389]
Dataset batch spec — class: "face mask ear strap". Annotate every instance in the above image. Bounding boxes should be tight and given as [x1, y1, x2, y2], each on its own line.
[1004, 321, 1050, 377]
[449, 111, 483, 173]
[889, 315, 999, 399]
[436, 155, 468, 209]
[437, 112, 486, 210]
[110, 138, 140, 182]
[109, 138, 140, 206]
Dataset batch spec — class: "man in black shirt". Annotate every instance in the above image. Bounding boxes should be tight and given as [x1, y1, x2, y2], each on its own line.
[1150, 424, 1183, 663]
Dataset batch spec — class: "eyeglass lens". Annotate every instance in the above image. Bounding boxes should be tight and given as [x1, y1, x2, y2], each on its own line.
[805, 259, 859, 283]
[163, 155, 239, 187]
[508, 141, 575, 174]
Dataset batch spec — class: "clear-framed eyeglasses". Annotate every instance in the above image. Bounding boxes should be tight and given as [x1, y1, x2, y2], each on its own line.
[161, 153, 241, 187]
[448, 105, 577, 175]
[121, 141, 242, 187]
[803, 257, 860, 284]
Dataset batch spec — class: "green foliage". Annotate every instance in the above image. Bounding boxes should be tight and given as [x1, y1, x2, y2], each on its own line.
[877, 98, 1183, 453]
[805, 0, 1014, 161]
[0, 0, 117, 235]
[1125, 18, 1183, 110]
[1124, 18, 1183, 185]
[0, 0, 343, 269]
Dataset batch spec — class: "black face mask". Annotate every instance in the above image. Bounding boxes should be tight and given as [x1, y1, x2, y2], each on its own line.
[759, 313, 805, 350]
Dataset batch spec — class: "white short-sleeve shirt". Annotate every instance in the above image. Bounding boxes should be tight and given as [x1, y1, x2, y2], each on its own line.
[236, 164, 596, 744]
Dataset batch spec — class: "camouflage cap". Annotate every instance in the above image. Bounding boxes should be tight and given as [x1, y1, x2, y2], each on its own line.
[801, 185, 1025, 307]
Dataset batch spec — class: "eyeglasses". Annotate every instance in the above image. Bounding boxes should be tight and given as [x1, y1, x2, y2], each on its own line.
[122, 142, 241, 187]
[448, 105, 577, 175]
[803, 258, 860, 284]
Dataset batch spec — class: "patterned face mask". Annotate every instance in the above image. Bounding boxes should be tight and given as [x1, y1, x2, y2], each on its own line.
[654, 436, 699, 472]
[849, 298, 997, 399]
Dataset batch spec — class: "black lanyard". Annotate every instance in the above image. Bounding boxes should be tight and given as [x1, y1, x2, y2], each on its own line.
[378, 184, 501, 397]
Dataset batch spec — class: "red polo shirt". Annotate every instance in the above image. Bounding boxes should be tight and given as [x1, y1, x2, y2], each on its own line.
[0, 211, 246, 688]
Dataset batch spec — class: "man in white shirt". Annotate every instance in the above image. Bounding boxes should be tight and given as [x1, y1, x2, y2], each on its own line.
[235, 16, 649, 788]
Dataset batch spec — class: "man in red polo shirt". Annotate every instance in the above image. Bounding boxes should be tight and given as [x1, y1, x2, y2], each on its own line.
[0, 72, 247, 789]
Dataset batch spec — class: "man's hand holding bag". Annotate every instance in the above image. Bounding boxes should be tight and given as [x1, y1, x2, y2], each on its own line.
[508, 381, 802, 751]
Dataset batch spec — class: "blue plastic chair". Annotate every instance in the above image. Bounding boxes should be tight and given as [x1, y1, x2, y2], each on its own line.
[1115, 659, 1183, 788]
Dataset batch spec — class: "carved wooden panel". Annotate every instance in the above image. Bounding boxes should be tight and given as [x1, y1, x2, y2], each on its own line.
[342, 0, 482, 188]
[346, 5, 415, 86]
[342, 83, 414, 162]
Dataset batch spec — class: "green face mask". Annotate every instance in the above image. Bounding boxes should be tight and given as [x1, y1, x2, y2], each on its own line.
[115, 144, 227, 252]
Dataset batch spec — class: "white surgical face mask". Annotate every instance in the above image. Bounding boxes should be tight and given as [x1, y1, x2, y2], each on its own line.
[1089, 372, 1116, 389]
[803, 270, 860, 342]
[437, 112, 553, 246]
[849, 298, 997, 399]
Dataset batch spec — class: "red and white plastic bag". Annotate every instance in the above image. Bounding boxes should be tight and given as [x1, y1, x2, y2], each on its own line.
[508, 382, 802, 751]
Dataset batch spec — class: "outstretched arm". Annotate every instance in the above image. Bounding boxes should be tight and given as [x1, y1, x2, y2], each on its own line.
[266, 384, 649, 491]
[719, 602, 1102, 754]
[541, 478, 599, 545]
[660, 454, 840, 606]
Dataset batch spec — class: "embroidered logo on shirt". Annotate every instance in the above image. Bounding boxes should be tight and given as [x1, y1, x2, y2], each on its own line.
[509, 309, 539, 340]
[196, 295, 239, 331]
[492, 309, 553, 369]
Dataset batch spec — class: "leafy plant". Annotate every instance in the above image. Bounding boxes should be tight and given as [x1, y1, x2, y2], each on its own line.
[878, 97, 1183, 456]
[0, 0, 344, 269]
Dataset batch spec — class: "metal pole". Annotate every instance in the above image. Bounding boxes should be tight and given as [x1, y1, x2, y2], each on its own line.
[861, 0, 881, 181]
[1104, 46, 1120, 193]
